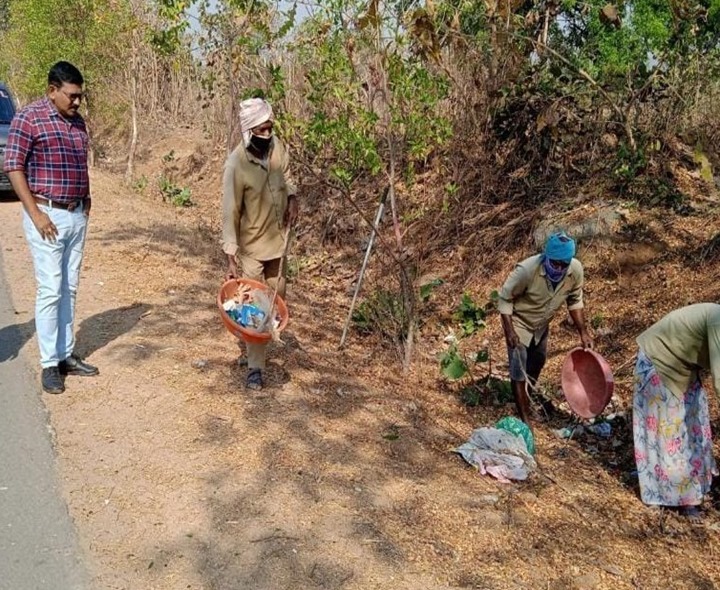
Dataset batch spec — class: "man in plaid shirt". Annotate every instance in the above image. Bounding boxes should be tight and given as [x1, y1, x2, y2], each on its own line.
[4, 61, 98, 394]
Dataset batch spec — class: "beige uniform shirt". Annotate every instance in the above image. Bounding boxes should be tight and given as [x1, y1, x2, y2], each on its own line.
[222, 138, 296, 260]
[498, 254, 584, 346]
[636, 303, 720, 398]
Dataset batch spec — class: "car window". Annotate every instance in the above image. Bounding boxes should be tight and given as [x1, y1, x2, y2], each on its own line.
[0, 90, 15, 123]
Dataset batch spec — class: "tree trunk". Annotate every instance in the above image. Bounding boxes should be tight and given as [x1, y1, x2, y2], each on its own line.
[125, 58, 139, 184]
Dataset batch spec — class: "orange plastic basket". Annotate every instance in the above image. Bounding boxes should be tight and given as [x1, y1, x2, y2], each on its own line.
[217, 278, 289, 344]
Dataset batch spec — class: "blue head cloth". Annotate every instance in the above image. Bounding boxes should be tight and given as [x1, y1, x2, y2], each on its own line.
[544, 232, 575, 263]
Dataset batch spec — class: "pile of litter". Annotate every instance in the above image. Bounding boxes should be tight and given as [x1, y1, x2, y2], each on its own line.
[222, 283, 280, 333]
[455, 417, 537, 483]
[552, 413, 625, 439]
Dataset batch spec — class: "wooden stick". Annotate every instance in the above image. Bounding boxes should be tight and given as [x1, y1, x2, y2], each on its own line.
[259, 227, 291, 333]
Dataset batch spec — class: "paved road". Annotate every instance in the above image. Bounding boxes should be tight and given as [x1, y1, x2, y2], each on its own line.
[0, 247, 88, 590]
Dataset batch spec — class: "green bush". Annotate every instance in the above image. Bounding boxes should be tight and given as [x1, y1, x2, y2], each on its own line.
[158, 176, 192, 207]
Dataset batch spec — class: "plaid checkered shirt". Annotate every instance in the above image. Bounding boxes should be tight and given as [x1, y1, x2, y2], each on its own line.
[3, 97, 89, 203]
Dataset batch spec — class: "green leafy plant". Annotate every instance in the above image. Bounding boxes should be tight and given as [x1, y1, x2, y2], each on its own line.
[158, 176, 192, 207]
[441, 293, 492, 379]
[454, 293, 487, 338]
[440, 292, 509, 407]
[171, 186, 192, 207]
[440, 343, 469, 380]
[133, 175, 148, 193]
[419, 278, 444, 303]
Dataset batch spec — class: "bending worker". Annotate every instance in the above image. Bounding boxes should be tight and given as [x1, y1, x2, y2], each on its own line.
[498, 232, 592, 424]
[632, 303, 720, 521]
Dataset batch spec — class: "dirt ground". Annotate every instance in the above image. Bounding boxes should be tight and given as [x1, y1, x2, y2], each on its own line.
[1, 138, 719, 590]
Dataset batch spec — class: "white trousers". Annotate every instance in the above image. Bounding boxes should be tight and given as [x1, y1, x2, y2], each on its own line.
[23, 204, 88, 368]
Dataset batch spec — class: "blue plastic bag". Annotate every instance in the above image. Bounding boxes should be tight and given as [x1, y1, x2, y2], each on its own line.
[239, 303, 266, 329]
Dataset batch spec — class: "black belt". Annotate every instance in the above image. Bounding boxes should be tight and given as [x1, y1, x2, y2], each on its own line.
[33, 195, 86, 211]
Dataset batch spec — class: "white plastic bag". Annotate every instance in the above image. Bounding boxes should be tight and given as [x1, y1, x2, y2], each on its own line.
[454, 427, 537, 483]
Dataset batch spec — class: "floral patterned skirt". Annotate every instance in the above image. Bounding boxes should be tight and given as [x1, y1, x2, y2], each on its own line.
[632, 350, 717, 507]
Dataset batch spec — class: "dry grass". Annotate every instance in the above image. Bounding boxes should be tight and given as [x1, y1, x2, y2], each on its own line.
[2, 129, 718, 589]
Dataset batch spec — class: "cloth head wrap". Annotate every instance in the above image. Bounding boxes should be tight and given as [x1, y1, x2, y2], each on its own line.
[543, 257, 567, 285]
[239, 98, 274, 147]
[544, 232, 576, 262]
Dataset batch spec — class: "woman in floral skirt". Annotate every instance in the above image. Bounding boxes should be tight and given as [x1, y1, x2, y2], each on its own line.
[633, 303, 719, 519]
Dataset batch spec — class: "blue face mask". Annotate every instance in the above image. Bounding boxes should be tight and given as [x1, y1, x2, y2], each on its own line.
[543, 256, 569, 284]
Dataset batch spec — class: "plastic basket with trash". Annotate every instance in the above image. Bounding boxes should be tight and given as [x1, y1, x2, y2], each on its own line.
[217, 278, 289, 344]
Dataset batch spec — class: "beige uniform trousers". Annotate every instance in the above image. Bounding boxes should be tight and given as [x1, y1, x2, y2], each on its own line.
[240, 254, 286, 370]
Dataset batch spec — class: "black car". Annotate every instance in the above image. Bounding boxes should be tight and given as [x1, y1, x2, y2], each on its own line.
[0, 83, 17, 194]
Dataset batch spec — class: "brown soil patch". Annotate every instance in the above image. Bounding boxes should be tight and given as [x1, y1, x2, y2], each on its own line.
[0, 159, 719, 589]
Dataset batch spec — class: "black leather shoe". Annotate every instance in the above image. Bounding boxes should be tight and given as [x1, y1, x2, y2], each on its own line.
[59, 354, 99, 376]
[42, 367, 65, 394]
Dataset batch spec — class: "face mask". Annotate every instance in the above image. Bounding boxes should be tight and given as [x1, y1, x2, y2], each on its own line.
[249, 133, 272, 155]
[543, 256, 569, 284]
